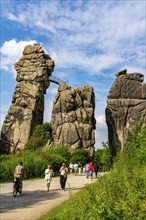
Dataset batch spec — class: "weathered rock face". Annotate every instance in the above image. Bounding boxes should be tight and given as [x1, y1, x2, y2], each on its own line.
[1, 44, 54, 154]
[106, 69, 146, 156]
[0, 139, 9, 155]
[49, 83, 96, 155]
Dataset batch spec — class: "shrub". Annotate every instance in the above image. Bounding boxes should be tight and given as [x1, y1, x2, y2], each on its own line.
[25, 122, 53, 151]
[70, 148, 91, 165]
[0, 146, 70, 182]
[45, 146, 71, 163]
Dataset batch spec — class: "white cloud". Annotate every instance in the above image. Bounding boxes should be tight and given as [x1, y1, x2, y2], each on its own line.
[8, 13, 25, 23]
[51, 49, 123, 75]
[95, 126, 108, 149]
[44, 98, 54, 122]
[35, 21, 57, 34]
[1, 1, 145, 78]
[95, 114, 106, 128]
[46, 85, 58, 95]
[4, 2, 145, 44]
[0, 39, 37, 76]
[126, 66, 146, 75]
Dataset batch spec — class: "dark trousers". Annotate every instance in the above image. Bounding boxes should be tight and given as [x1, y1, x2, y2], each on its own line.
[60, 175, 67, 190]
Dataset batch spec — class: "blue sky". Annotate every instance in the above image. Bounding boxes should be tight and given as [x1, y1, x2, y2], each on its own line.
[0, 0, 146, 149]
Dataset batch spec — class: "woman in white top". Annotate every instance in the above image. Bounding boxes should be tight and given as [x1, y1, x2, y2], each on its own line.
[69, 162, 74, 174]
[44, 165, 54, 191]
[59, 163, 68, 191]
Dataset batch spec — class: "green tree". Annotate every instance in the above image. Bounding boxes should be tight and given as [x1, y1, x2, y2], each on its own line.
[94, 141, 112, 171]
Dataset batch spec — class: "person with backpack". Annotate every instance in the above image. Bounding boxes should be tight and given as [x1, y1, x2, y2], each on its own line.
[44, 164, 54, 191]
[14, 161, 24, 194]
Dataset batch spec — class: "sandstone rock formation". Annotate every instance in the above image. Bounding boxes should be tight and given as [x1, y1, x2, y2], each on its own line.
[106, 69, 146, 156]
[48, 83, 96, 155]
[1, 44, 54, 154]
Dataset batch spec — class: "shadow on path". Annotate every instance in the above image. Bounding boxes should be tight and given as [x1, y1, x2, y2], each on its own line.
[1, 189, 61, 213]
[0, 186, 83, 213]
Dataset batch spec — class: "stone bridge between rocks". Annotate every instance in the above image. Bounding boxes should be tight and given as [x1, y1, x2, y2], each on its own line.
[49, 75, 65, 85]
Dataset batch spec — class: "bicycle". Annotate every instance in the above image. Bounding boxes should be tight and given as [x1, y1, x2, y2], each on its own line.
[13, 178, 22, 197]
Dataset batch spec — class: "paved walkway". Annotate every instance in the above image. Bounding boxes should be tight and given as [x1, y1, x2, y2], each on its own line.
[0, 175, 97, 220]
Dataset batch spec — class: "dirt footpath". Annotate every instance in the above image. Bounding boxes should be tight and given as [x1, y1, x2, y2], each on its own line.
[0, 175, 97, 220]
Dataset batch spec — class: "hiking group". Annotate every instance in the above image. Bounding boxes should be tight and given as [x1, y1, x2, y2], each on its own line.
[44, 161, 99, 192]
[14, 161, 99, 193]
[69, 162, 98, 179]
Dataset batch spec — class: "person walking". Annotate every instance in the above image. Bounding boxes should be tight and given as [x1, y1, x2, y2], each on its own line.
[78, 162, 82, 175]
[59, 163, 68, 191]
[85, 162, 90, 178]
[69, 162, 74, 174]
[73, 162, 78, 175]
[89, 162, 94, 180]
[44, 164, 54, 191]
[83, 165, 86, 175]
[14, 161, 24, 194]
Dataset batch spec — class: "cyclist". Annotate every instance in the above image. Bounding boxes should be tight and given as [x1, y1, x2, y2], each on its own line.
[14, 161, 24, 193]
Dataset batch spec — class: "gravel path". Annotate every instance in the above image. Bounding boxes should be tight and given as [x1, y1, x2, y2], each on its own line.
[0, 175, 97, 220]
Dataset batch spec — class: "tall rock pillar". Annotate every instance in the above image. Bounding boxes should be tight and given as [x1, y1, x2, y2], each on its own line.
[1, 44, 54, 154]
[49, 83, 96, 156]
[106, 69, 146, 156]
